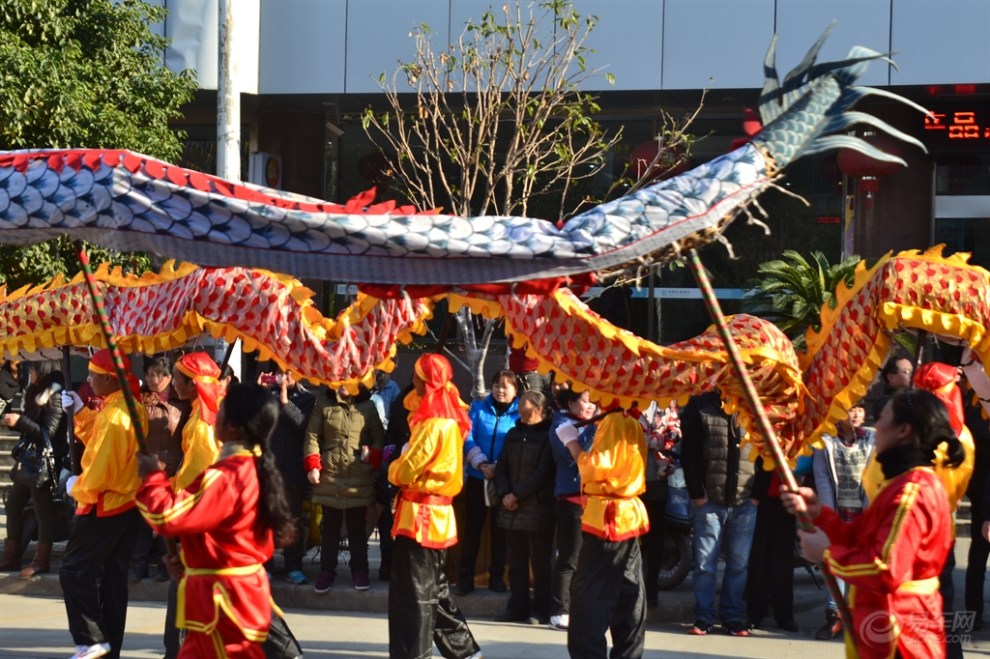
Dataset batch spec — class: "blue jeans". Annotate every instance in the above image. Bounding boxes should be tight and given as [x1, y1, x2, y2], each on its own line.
[691, 500, 757, 625]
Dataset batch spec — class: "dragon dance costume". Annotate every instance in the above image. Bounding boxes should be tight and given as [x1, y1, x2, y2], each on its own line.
[387, 354, 480, 659]
[568, 410, 650, 659]
[172, 352, 223, 491]
[137, 450, 274, 658]
[61, 350, 148, 659]
[817, 464, 952, 659]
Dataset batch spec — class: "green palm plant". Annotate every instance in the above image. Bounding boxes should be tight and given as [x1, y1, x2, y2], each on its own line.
[743, 250, 861, 349]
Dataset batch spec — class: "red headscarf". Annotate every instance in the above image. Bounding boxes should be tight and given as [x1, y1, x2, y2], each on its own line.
[88, 349, 141, 398]
[407, 354, 471, 439]
[913, 362, 965, 435]
[176, 352, 224, 425]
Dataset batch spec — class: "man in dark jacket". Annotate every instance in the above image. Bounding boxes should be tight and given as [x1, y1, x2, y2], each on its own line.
[680, 391, 756, 637]
[260, 367, 315, 585]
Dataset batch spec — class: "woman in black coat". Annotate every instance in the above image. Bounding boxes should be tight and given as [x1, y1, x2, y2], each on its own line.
[0, 360, 67, 576]
[494, 389, 556, 624]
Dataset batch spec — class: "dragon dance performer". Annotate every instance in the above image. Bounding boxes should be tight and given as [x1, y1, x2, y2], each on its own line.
[557, 407, 650, 659]
[861, 362, 975, 512]
[783, 389, 966, 659]
[387, 353, 482, 659]
[171, 352, 224, 490]
[59, 349, 149, 659]
[151, 351, 224, 658]
[136, 383, 295, 658]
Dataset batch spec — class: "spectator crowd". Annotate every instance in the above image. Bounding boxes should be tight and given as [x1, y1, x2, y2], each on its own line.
[0, 347, 986, 659]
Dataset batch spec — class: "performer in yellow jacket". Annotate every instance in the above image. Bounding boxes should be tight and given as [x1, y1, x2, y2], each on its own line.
[557, 406, 649, 659]
[387, 353, 481, 659]
[59, 349, 149, 659]
[171, 352, 223, 491]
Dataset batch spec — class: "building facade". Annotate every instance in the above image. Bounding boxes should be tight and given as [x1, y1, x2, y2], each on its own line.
[150, 0, 989, 341]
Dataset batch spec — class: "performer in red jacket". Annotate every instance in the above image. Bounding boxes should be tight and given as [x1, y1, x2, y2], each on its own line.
[136, 383, 295, 658]
[783, 388, 966, 659]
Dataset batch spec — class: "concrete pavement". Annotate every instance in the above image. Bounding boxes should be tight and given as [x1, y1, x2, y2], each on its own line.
[0, 591, 846, 659]
[0, 537, 985, 657]
[2, 588, 988, 658]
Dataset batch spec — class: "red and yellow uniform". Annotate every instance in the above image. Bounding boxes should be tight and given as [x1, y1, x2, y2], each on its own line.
[578, 410, 650, 541]
[172, 399, 220, 491]
[386, 354, 479, 659]
[61, 349, 148, 655]
[816, 467, 952, 659]
[862, 426, 974, 512]
[389, 416, 464, 548]
[864, 363, 975, 514]
[72, 389, 148, 516]
[137, 451, 273, 659]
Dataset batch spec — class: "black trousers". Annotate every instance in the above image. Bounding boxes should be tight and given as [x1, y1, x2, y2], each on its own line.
[457, 477, 506, 583]
[130, 523, 165, 574]
[638, 496, 665, 603]
[163, 577, 180, 659]
[388, 535, 480, 659]
[505, 525, 554, 620]
[320, 505, 369, 573]
[746, 497, 796, 624]
[266, 486, 307, 573]
[552, 498, 583, 617]
[5, 481, 56, 545]
[965, 489, 988, 622]
[285, 486, 308, 572]
[378, 500, 394, 575]
[567, 533, 646, 659]
[941, 545, 963, 659]
[60, 507, 142, 659]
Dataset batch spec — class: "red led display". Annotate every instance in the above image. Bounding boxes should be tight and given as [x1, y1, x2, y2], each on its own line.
[924, 109, 990, 141]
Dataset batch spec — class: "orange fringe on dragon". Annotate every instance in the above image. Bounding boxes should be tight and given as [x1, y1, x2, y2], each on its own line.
[1, 247, 987, 465]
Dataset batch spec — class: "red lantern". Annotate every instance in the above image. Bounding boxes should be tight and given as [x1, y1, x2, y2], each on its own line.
[836, 132, 903, 178]
[837, 132, 904, 210]
[729, 108, 763, 151]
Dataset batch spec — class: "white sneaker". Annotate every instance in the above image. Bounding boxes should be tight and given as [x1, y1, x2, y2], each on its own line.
[69, 643, 111, 659]
[549, 614, 569, 630]
[466, 652, 483, 659]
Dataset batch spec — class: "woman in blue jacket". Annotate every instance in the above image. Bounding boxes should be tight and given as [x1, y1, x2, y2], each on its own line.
[454, 370, 520, 595]
[547, 387, 597, 631]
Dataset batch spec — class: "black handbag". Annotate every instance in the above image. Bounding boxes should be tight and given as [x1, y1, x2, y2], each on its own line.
[9, 428, 56, 490]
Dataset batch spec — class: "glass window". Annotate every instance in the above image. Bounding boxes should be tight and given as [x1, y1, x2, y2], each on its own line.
[935, 154, 990, 196]
[934, 217, 990, 268]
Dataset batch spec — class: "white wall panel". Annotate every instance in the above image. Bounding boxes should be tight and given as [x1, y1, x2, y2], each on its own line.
[573, 1, 664, 91]
[234, 0, 260, 95]
[662, 0, 774, 89]
[446, 1, 552, 93]
[891, 0, 990, 84]
[449, 0, 504, 33]
[166, 0, 219, 90]
[346, 0, 449, 93]
[259, 0, 345, 94]
[775, 0, 891, 87]
[164, 0, 989, 95]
